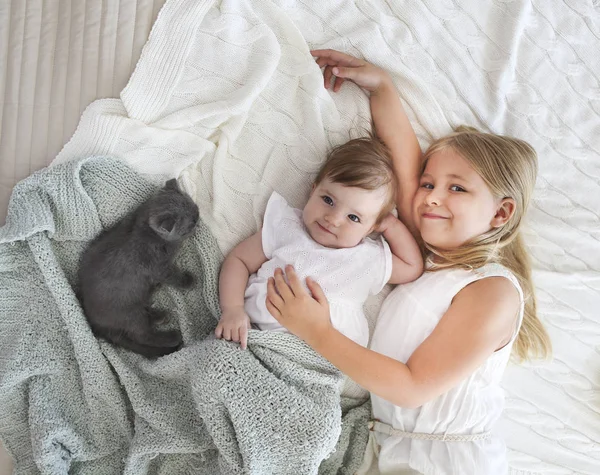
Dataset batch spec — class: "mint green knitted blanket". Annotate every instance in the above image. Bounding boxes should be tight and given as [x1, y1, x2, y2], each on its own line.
[0, 157, 369, 474]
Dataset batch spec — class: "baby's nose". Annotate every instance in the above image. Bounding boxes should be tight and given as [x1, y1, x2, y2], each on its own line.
[325, 212, 344, 226]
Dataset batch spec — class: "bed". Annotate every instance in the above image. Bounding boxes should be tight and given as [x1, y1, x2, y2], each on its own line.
[0, 0, 166, 224]
[1, 0, 598, 473]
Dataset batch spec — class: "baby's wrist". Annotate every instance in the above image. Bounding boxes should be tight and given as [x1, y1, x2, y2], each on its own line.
[220, 304, 245, 317]
[221, 303, 244, 308]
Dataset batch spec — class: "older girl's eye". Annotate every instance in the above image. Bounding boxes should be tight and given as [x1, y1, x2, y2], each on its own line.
[450, 185, 466, 192]
[322, 195, 333, 206]
[348, 214, 360, 223]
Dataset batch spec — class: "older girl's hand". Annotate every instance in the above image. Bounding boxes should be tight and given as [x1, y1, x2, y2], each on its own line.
[311, 49, 391, 93]
[265, 265, 332, 344]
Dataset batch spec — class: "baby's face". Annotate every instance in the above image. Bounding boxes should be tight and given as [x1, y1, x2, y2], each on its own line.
[302, 179, 388, 249]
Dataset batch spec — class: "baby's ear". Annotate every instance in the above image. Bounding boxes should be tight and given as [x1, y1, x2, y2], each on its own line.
[149, 213, 177, 240]
[165, 179, 179, 191]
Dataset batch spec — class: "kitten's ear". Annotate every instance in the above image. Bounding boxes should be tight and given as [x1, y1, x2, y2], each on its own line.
[165, 179, 179, 191]
[149, 213, 177, 239]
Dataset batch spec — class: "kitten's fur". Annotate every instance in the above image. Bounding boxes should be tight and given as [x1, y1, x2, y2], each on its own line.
[78, 179, 199, 357]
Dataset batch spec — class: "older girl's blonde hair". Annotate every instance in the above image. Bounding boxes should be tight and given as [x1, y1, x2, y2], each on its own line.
[423, 126, 551, 361]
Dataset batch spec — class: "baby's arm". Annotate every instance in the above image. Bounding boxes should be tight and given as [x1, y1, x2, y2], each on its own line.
[378, 213, 423, 284]
[216, 232, 267, 349]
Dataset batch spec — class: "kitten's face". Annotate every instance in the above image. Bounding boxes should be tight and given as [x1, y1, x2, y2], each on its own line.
[147, 179, 199, 242]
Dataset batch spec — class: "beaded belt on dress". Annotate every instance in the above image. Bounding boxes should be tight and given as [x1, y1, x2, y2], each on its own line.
[368, 420, 491, 442]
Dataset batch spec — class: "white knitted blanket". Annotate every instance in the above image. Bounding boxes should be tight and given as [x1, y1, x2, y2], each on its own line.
[50, 0, 600, 473]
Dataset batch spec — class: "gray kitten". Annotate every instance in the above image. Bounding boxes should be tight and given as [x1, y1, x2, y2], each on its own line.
[78, 179, 199, 357]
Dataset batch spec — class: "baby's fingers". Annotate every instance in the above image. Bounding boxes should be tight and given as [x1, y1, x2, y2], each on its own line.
[215, 322, 224, 339]
[240, 325, 249, 350]
[231, 326, 241, 344]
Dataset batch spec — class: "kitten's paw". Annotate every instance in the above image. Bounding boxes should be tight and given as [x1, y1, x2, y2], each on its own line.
[161, 329, 183, 348]
[179, 271, 196, 289]
[156, 344, 181, 357]
[148, 308, 169, 325]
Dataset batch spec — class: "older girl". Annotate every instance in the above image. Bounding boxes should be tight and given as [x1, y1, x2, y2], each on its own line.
[266, 50, 551, 475]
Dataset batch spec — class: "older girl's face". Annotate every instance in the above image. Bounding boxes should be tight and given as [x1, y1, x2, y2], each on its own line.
[413, 148, 513, 250]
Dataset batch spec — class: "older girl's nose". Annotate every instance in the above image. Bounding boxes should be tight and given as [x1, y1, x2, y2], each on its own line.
[425, 188, 443, 207]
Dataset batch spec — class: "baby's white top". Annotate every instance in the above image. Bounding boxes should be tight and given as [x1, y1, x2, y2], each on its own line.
[244, 192, 392, 346]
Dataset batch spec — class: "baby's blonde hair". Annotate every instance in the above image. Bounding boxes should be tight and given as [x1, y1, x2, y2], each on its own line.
[423, 126, 551, 361]
[315, 135, 398, 225]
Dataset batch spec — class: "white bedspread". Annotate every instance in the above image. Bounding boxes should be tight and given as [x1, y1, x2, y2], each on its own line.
[48, 0, 600, 473]
[0, 0, 167, 224]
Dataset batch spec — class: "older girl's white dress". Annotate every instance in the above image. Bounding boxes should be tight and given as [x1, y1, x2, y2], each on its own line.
[363, 263, 524, 475]
[244, 192, 392, 347]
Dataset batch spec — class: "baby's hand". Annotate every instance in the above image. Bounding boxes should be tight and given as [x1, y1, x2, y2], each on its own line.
[215, 306, 251, 349]
[311, 49, 391, 93]
[375, 213, 398, 234]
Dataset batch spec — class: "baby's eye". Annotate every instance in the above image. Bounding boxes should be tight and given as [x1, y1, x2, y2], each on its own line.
[421, 183, 434, 189]
[348, 214, 360, 223]
[322, 195, 334, 206]
[450, 185, 466, 192]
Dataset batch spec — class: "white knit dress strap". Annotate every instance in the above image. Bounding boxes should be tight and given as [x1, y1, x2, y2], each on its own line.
[449, 262, 525, 341]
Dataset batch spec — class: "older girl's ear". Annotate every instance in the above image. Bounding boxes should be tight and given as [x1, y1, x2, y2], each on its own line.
[491, 198, 516, 228]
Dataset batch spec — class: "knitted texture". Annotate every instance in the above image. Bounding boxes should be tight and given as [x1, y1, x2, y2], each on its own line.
[22, 0, 600, 471]
[0, 156, 369, 474]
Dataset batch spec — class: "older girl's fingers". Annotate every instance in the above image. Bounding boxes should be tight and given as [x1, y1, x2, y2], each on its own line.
[274, 268, 295, 300]
[284, 265, 305, 297]
[267, 277, 284, 308]
[307, 277, 328, 306]
[315, 56, 345, 68]
[316, 57, 329, 68]
[324, 65, 335, 89]
[266, 297, 282, 320]
[310, 49, 364, 67]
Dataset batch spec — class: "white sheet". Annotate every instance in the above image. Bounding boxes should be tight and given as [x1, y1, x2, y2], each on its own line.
[0, 2, 166, 472]
[0, 0, 166, 224]
[22, 0, 600, 473]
